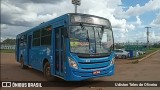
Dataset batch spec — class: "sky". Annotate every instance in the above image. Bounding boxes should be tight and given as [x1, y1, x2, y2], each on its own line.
[1, 0, 160, 43]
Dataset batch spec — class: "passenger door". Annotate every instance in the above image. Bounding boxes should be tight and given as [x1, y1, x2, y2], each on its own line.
[55, 26, 66, 77]
[27, 35, 32, 65]
[16, 38, 20, 61]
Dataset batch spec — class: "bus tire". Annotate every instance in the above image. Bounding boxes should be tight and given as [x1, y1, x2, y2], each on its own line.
[20, 57, 28, 69]
[44, 62, 53, 81]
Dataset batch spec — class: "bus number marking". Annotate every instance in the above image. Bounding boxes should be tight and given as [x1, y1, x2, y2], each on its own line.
[86, 60, 90, 62]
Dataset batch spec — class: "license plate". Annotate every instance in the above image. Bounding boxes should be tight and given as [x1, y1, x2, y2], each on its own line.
[93, 70, 100, 75]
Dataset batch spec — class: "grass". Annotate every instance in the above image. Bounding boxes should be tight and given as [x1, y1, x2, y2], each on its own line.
[0, 49, 15, 53]
[131, 53, 146, 60]
[131, 47, 160, 64]
[131, 47, 160, 59]
[146, 48, 160, 53]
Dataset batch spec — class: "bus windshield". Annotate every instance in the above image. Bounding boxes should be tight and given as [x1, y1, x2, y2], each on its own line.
[69, 25, 113, 56]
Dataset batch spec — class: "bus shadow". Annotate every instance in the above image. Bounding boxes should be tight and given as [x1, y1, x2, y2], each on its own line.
[18, 65, 105, 87]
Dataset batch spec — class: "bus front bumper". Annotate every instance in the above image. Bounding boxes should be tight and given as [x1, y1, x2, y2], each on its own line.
[66, 64, 114, 81]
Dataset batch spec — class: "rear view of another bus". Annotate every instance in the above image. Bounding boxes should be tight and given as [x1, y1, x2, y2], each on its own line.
[66, 13, 115, 81]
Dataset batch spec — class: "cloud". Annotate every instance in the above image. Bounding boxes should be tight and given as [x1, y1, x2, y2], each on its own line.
[1, 0, 135, 32]
[113, 28, 160, 43]
[1, 24, 31, 41]
[1, 24, 8, 30]
[151, 14, 160, 28]
[113, 32, 128, 42]
[25, 0, 63, 4]
[125, 0, 160, 16]
[114, 0, 160, 19]
[1, 0, 72, 41]
[2, 0, 64, 4]
[79, 0, 135, 32]
[1, 0, 60, 27]
[1, 0, 159, 43]
[136, 16, 142, 26]
[111, 18, 135, 33]
[150, 31, 160, 42]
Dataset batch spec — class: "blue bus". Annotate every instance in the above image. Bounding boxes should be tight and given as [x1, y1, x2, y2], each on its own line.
[16, 13, 115, 81]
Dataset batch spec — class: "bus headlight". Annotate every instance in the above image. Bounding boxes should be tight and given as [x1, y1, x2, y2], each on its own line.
[110, 58, 115, 65]
[68, 57, 78, 69]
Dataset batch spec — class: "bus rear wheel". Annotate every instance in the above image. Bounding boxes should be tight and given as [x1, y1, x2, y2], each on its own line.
[44, 62, 54, 81]
[20, 57, 27, 69]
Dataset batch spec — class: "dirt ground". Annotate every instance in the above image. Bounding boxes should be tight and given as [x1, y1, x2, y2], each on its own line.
[1, 51, 160, 90]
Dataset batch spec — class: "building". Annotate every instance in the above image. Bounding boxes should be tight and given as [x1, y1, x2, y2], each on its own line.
[0, 44, 15, 50]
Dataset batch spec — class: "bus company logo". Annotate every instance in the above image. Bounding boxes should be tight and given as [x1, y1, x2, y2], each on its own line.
[2, 82, 11, 87]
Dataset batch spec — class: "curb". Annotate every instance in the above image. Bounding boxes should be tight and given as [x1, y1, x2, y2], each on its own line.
[138, 49, 160, 62]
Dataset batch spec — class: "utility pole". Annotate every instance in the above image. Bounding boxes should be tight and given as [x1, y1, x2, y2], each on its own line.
[145, 27, 151, 49]
[72, 0, 81, 13]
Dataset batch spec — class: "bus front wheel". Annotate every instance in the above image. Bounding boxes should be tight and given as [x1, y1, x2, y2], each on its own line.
[44, 62, 53, 81]
[20, 57, 28, 69]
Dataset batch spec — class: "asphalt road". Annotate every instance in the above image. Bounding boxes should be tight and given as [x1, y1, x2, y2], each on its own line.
[1, 50, 160, 90]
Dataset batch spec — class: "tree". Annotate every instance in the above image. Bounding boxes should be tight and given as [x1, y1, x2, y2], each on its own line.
[2, 38, 16, 45]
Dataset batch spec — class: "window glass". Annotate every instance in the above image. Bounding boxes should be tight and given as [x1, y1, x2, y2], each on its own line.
[41, 35, 51, 45]
[20, 35, 27, 46]
[32, 26, 52, 46]
[41, 26, 52, 37]
[33, 30, 40, 38]
[70, 26, 113, 54]
[33, 38, 40, 46]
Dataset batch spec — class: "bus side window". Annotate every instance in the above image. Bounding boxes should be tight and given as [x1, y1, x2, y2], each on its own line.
[23, 35, 27, 46]
[33, 30, 41, 46]
[20, 36, 24, 46]
[41, 26, 52, 46]
[19, 35, 27, 47]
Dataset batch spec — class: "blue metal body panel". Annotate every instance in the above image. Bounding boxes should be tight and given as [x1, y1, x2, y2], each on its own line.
[16, 13, 115, 81]
[67, 65, 114, 81]
[65, 52, 115, 81]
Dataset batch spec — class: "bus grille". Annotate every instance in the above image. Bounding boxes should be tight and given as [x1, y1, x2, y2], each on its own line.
[78, 60, 110, 69]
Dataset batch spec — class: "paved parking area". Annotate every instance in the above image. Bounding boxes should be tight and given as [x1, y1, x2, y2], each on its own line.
[1, 50, 160, 90]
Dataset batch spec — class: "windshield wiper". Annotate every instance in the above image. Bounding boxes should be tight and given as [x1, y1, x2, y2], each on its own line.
[86, 28, 91, 50]
[93, 27, 96, 53]
[98, 30, 102, 48]
[80, 23, 91, 50]
[80, 23, 85, 30]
